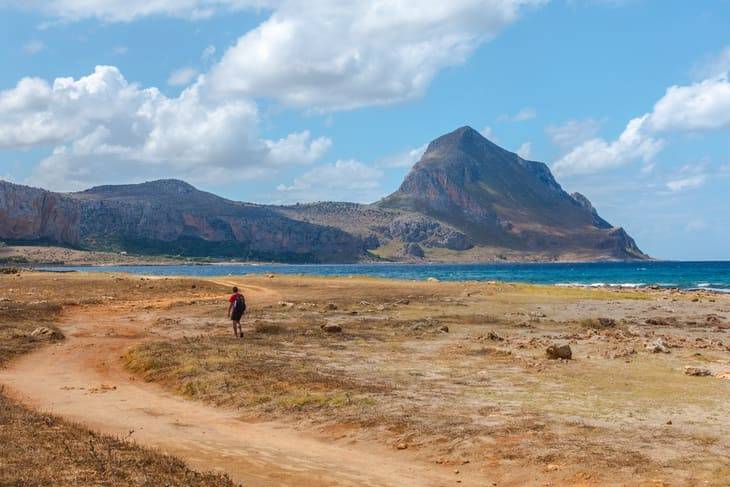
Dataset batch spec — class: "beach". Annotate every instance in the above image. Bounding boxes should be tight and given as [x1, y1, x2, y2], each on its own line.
[1, 270, 729, 486]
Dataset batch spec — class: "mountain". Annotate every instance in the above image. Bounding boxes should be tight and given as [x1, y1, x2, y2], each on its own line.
[0, 179, 364, 263]
[0, 126, 647, 263]
[277, 126, 647, 262]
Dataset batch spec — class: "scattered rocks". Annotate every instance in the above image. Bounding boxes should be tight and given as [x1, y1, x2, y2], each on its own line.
[645, 339, 670, 353]
[684, 366, 712, 377]
[486, 331, 504, 341]
[546, 343, 572, 360]
[30, 327, 63, 340]
[321, 323, 342, 333]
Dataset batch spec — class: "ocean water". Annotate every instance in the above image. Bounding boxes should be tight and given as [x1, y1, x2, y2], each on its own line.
[45, 261, 730, 292]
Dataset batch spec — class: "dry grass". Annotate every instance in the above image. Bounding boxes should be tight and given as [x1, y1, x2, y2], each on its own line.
[0, 271, 238, 486]
[0, 391, 235, 486]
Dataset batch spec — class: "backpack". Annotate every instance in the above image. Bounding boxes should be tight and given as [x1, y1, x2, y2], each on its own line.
[232, 294, 246, 314]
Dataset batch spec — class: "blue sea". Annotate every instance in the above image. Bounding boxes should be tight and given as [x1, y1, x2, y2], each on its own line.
[44, 261, 730, 292]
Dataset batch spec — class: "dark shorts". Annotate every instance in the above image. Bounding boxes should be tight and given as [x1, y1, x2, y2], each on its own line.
[231, 311, 243, 321]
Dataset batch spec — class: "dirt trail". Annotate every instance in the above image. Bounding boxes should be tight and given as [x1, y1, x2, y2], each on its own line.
[0, 281, 455, 487]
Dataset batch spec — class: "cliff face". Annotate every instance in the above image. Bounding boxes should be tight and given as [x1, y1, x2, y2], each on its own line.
[0, 180, 364, 263]
[0, 181, 80, 246]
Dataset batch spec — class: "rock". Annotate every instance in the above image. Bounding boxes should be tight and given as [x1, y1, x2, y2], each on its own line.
[646, 339, 670, 353]
[396, 442, 408, 450]
[427, 277, 439, 283]
[30, 327, 62, 340]
[487, 331, 504, 341]
[438, 325, 449, 333]
[321, 323, 342, 333]
[717, 372, 730, 380]
[546, 343, 572, 360]
[684, 366, 712, 377]
[598, 317, 617, 328]
[326, 303, 338, 310]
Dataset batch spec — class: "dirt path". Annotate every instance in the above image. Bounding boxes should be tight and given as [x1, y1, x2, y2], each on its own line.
[0, 281, 456, 487]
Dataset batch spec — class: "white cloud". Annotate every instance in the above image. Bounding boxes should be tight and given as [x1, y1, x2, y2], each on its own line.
[209, 0, 545, 111]
[3, 0, 276, 22]
[480, 126, 496, 140]
[0, 66, 330, 190]
[167, 67, 200, 86]
[276, 159, 383, 203]
[113, 46, 129, 55]
[553, 115, 664, 175]
[501, 106, 537, 122]
[554, 68, 730, 176]
[545, 118, 601, 149]
[666, 174, 706, 192]
[23, 40, 45, 55]
[685, 219, 708, 232]
[647, 76, 730, 132]
[376, 144, 427, 168]
[516, 141, 532, 159]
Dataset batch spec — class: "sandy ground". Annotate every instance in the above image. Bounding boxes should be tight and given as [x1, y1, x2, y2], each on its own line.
[1, 272, 729, 486]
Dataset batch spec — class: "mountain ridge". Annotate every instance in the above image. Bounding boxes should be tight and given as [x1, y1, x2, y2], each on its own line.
[0, 126, 648, 263]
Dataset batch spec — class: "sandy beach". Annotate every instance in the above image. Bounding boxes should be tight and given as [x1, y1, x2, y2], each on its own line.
[1, 271, 729, 486]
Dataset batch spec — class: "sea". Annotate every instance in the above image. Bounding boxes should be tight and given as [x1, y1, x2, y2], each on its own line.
[43, 261, 730, 293]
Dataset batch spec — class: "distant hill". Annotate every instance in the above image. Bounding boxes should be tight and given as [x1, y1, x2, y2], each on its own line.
[0, 126, 647, 263]
[278, 126, 647, 262]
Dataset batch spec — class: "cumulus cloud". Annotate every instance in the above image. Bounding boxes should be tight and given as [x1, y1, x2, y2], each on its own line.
[3, 0, 276, 22]
[276, 159, 383, 203]
[0, 66, 330, 190]
[208, 0, 545, 111]
[167, 67, 200, 86]
[554, 66, 730, 176]
[553, 115, 664, 175]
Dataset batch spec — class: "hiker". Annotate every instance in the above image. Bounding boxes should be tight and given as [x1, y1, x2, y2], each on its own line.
[227, 286, 246, 338]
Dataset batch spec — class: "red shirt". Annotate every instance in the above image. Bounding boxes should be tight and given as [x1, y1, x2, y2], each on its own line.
[229, 293, 241, 303]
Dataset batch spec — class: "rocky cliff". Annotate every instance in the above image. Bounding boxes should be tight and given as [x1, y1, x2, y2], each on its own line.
[0, 180, 364, 263]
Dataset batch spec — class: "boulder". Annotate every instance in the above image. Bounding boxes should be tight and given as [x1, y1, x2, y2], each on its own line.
[646, 339, 670, 353]
[684, 366, 712, 377]
[546, 343, 572, 360]
[30, 327, 62, 340]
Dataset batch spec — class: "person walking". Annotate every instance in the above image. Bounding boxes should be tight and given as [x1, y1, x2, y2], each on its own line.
[227, 286, 246, 338]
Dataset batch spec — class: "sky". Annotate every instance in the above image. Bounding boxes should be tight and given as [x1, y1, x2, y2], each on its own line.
[0, 0, 728, 260]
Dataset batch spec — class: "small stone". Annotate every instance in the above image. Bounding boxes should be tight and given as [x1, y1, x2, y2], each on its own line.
[326, 303, 338, 310]
[30, 327, 62, 340]
[321, 323, 342, 333]
[666, 420, 672, 425]
[439, 325, 449, 333]
[427, 277, 439, 282]
[546, 343, 572, 360]
[645, 339, 670, 353]
[396, 443, 408, 450]
[684, 365, 712, 377]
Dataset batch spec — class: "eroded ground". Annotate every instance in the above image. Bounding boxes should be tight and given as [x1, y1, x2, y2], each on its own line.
[1, 271, 729, 486]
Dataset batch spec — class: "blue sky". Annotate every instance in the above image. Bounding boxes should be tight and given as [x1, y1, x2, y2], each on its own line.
[0, 0, 728, 260]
